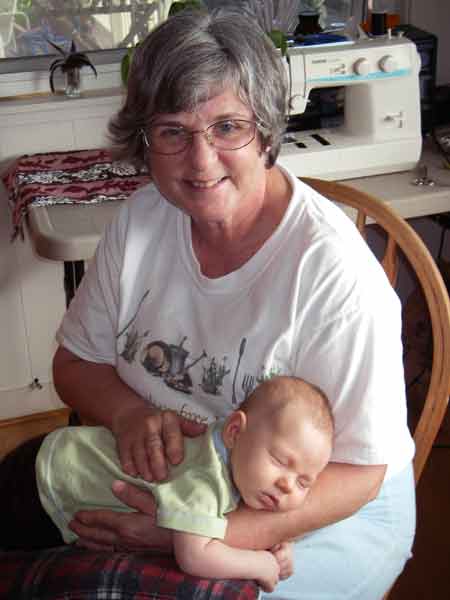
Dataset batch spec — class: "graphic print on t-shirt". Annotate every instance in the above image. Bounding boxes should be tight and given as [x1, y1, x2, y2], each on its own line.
[118, 289, 151, 363]
[200, 355, 231, 395]
[141, 336, 207, 394]
[120, 324, 150, 363]
[116, 290, 282, 405]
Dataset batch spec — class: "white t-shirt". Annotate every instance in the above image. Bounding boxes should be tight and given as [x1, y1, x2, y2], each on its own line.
[57, 167, 414, 479]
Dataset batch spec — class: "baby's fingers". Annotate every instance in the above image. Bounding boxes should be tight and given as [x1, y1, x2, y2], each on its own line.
[271, 542, 294, 580]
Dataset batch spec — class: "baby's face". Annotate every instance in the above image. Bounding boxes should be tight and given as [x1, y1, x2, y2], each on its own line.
[229, 405, 331, 512]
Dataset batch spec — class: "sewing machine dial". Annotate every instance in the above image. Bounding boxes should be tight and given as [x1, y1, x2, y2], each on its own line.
[379, 55, 397, 73]
[353, 58, 370, 76]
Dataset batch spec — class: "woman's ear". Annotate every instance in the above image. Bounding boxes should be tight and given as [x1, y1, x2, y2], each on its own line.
[222, 411, 247, 449]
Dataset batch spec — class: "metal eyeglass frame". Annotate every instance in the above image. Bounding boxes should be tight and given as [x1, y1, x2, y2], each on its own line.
[139, 119, 260, 155]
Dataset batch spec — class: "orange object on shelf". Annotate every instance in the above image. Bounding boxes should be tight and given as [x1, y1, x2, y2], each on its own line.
[362, 11, 401, 33]
[386, 13, 401, 28]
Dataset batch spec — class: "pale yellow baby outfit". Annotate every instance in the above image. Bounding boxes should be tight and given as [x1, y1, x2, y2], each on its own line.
[36, 421, 239, 543]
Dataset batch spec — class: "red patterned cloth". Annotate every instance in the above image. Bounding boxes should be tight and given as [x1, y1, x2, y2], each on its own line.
[1, 148, 151, 240]
[0, 546, 259, 599]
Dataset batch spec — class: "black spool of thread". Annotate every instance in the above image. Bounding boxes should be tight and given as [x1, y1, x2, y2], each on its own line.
[371, 11, 387, 36]
[294, 11, 322, 36]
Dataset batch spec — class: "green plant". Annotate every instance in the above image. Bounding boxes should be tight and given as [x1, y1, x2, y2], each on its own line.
[168, 0, 204, 16]
[48, 40, 97, 94]
[121, 45, 136, 87]
[268, 29, 288, 56]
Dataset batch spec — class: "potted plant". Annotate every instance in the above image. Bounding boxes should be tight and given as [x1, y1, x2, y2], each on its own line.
[48, 40, 97, 98]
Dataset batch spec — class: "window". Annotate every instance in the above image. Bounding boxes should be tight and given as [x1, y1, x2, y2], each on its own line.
[0, 0, 172, 72]
[0, 1, 409, 75]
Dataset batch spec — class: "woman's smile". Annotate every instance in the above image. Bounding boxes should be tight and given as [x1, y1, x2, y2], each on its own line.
[184, 176, 228, 190]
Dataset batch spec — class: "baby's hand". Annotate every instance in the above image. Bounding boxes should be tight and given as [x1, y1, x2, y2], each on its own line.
[256, 551, 280, 592]
[270, 541, 294, 580]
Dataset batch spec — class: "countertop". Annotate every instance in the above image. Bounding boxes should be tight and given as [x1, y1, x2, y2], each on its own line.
[23, 140, 450, 262]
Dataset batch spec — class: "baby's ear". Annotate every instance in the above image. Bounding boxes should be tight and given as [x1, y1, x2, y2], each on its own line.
[222, 411, 246, 449]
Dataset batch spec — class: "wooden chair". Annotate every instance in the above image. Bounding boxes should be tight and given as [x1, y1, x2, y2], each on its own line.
[301, 177, 450, 598]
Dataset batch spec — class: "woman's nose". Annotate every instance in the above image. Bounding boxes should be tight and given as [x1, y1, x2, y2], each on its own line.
[188, 132, 218, 170]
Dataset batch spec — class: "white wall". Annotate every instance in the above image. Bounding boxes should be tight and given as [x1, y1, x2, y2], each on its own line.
[409, 0, 450, 85]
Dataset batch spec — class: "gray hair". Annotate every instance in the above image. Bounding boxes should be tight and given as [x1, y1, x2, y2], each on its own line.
[108, 8, 288, 168]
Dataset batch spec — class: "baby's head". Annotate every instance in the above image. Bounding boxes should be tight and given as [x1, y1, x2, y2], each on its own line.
[222, 376, 333, 512]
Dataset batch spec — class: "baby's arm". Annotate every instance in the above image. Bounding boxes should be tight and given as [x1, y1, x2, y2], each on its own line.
[173, 531, 281, 592]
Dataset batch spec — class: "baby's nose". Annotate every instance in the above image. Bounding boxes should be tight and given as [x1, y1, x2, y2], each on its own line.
[276, 476, 294, 494]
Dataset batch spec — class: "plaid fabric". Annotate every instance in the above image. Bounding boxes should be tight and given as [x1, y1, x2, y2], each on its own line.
[0, 546, 259, 599]
[1, 149, 151, 240]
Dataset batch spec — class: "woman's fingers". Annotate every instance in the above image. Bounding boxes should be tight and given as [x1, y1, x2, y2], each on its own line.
[116, 410, 167, 481]
[145, 414, 170, 480]
[69, 509, 119, 549]
[119, 446, 138, 478]
[112, 479, 157, 514]
[162, 411, 184, 467]
[71, 483, 172, 552]
[134, 441, 157, 482]
[116, 408, 206, 482]
[69, 488, 166, 552]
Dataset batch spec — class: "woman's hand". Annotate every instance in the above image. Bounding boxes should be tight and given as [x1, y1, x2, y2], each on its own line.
[113, 406, 206, 482]
[71, 480, 172, 551]
[270, 541, 294, 580]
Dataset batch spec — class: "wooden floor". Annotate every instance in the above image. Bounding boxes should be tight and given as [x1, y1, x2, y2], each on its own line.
[390, 445, 450, 599]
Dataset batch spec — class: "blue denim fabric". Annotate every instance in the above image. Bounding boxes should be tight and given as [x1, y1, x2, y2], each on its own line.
[261, 463, 416, 600]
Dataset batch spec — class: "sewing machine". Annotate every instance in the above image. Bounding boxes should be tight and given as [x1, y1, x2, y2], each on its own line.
[278, 34, 422, 179]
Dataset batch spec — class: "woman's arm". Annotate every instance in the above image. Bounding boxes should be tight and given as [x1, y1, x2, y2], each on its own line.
[53, 346, 149, 430]
[53, 346, 205, 481]
[173, 532, 280, 592]
[224, 461, 387, 550]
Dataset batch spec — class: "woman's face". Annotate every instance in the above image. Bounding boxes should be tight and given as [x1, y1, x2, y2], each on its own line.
[146, 89, 270, 227]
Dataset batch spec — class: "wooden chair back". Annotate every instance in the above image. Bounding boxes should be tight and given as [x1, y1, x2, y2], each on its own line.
[301, 177, 450, 484]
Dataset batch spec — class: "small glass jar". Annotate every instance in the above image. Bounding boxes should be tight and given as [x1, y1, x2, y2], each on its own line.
[64, 67, 81, 98]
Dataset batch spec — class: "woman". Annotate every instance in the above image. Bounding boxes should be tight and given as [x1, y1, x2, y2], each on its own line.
[51, 8, 415, 599]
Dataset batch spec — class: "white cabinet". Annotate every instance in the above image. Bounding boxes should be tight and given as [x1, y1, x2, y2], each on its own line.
[0, 185, 65, 406]
[0, 188, 30, 392]
[0, 88, 123, 419]
[0, 87, 123, 162]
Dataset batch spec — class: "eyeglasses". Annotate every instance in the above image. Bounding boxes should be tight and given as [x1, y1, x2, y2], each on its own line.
[140, 119, 258, 155]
